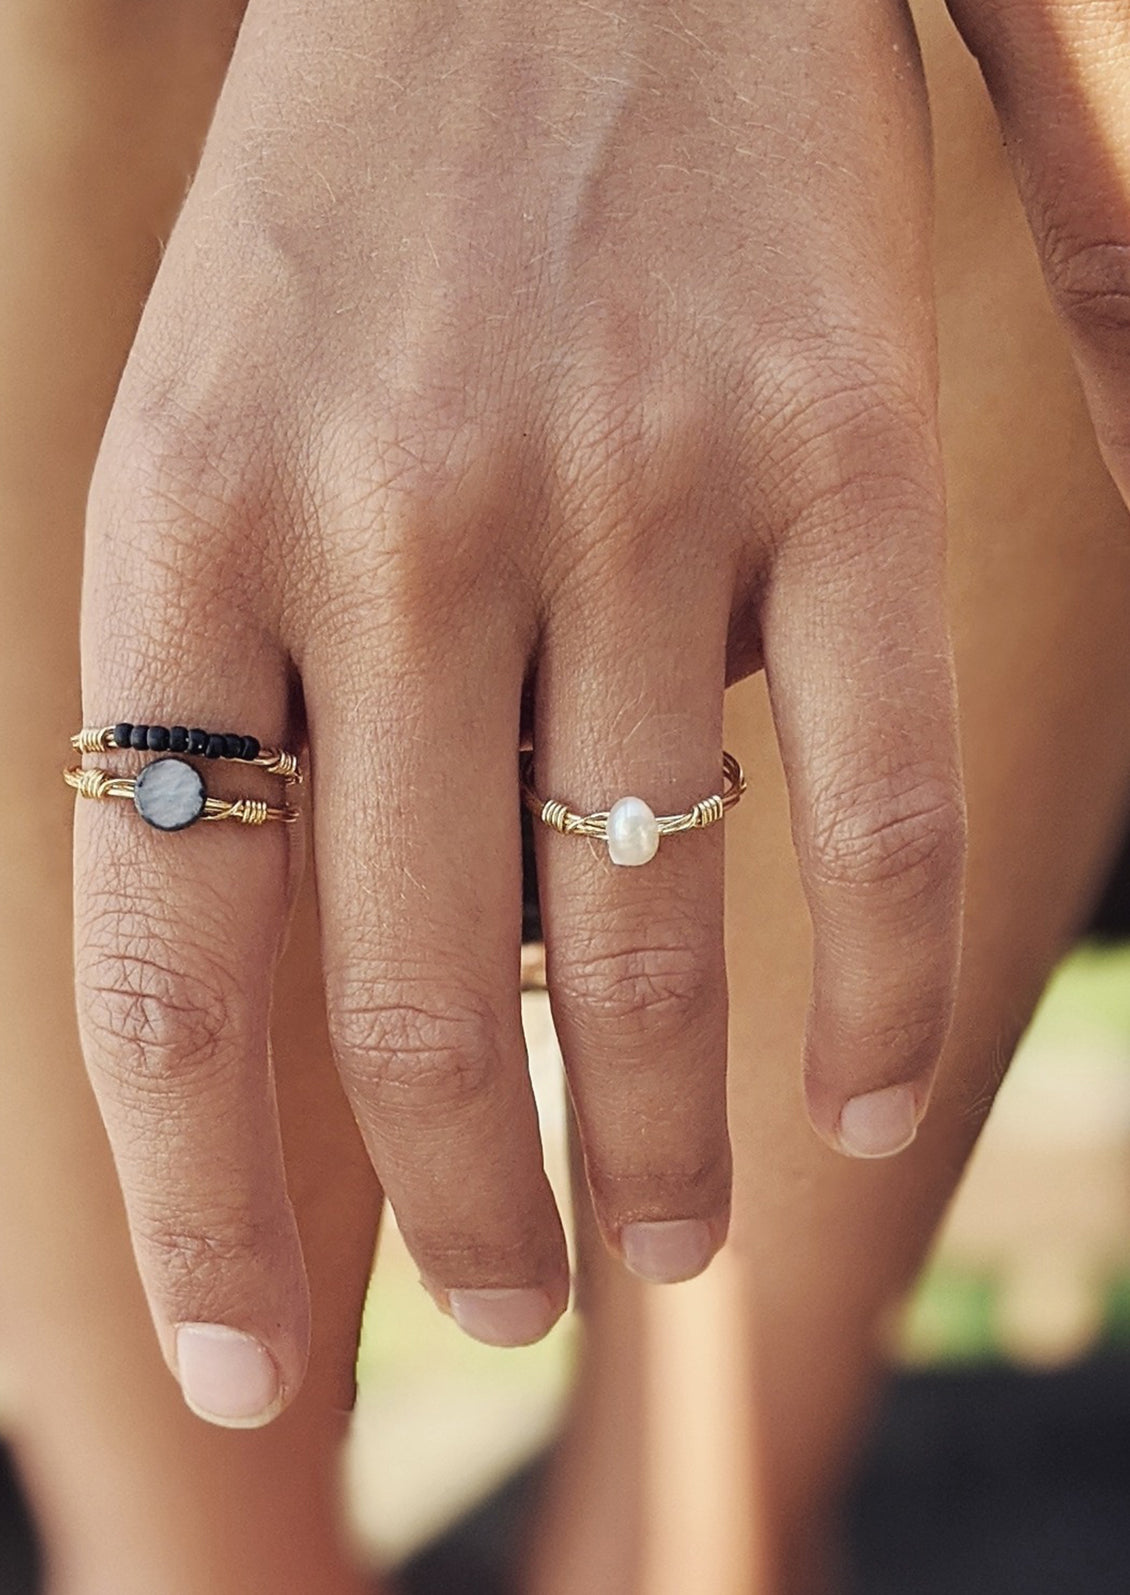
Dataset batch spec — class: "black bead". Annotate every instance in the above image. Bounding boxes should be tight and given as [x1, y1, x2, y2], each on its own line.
[239, 736, 260, 762]
[205, 734, 226, 760]
[188, 728, 208, 755]
[222, 734, 243, 760]
[129, 725, 149, 750]
[168, 726, 189, 752]
[112, 723, 133, 748]
[146, 725, 170, 752]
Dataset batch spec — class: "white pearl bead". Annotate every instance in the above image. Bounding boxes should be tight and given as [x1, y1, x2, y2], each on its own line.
[606, 796, 660, 866]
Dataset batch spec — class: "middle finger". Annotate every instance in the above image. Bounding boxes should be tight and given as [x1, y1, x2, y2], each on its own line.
[302, 539, 570, 1348]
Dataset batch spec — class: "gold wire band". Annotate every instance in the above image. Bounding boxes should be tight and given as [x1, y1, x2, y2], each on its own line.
[70, 726, 302, 784]
[519, 749, 746, 838]
[63, 766, 299, 825]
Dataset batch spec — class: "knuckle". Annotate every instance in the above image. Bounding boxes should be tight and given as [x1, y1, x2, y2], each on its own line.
[97, 390, 251, 536]
[551, 940, 718, 1032]
[400, 1218, 556, 1284]
[590, 1147, 729, 1212]
[314, 394, 494, 523]
[1044, 232, 1130, 347]
[763, 349, 942, 530]
[547, 372, 723, 584]
[863, 1006, 950, 1074]
[822, 973, 954, 1065]
[329, 983, 497, 1114]
[132, 1208, 286, 1296]
[812, 1001, 952, 1107]
[555, 367, 714, 491]
[806, 772, 966, 896]
[306, 405, 524, 643]
[76, 930, 237, 1092]
[89, 366, 281, 606]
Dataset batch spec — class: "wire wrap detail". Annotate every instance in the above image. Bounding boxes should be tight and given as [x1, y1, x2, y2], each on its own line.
[63, 767, 299, 825]
[520, 750, 745, 847]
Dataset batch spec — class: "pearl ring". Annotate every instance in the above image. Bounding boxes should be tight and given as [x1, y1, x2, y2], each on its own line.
[519, 750, 745, 866]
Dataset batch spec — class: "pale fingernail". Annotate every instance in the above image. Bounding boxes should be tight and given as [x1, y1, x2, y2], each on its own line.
[837, 1084, 920, 1159]
[448, 1288, 558, 1347]
[174, 1324, 282, 1428]
[620, 1218, 715, 1283]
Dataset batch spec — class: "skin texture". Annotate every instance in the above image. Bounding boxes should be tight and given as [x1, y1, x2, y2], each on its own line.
[60, 0, 1130, 1422]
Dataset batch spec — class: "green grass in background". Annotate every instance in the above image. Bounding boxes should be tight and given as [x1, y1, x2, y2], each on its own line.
[901, 940, 1130, 1365]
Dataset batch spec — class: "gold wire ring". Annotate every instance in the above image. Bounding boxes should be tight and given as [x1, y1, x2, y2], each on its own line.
[519, 749, 745, 866]
[71, 726, 302, 784]
[63, 766, 299, 827]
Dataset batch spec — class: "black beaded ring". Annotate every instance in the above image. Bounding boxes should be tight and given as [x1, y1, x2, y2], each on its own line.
[70, 724, 302, 783]
[65, 720, 302, 831]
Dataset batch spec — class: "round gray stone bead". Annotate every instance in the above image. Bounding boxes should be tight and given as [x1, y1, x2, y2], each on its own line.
[133, 757, 207, 831]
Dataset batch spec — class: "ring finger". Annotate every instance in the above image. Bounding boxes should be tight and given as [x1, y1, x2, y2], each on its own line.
[533, 527, 735, 1285]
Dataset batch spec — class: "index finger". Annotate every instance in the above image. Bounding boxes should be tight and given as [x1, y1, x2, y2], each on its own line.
[73, 454, 309, 1426]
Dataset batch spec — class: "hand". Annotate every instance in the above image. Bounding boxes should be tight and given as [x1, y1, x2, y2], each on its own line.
[75, 0, 974, 1425]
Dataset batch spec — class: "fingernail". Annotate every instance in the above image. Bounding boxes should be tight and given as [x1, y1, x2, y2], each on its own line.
[837, 1083, 920, 1159]
[621, 1218, 715, 1283]
[174, 1324, 282, 1428]
[447, 1288, 557, 1347]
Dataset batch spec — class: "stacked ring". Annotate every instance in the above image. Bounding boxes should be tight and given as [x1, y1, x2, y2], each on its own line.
[519, 749, 745, 866]
[71, 724, 302, 782]
[64, 721, 302, 831]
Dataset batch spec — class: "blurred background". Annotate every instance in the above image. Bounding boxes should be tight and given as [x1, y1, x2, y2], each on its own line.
[357, 920, 1130, 1595]
[2, 848, 1129, 1593]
